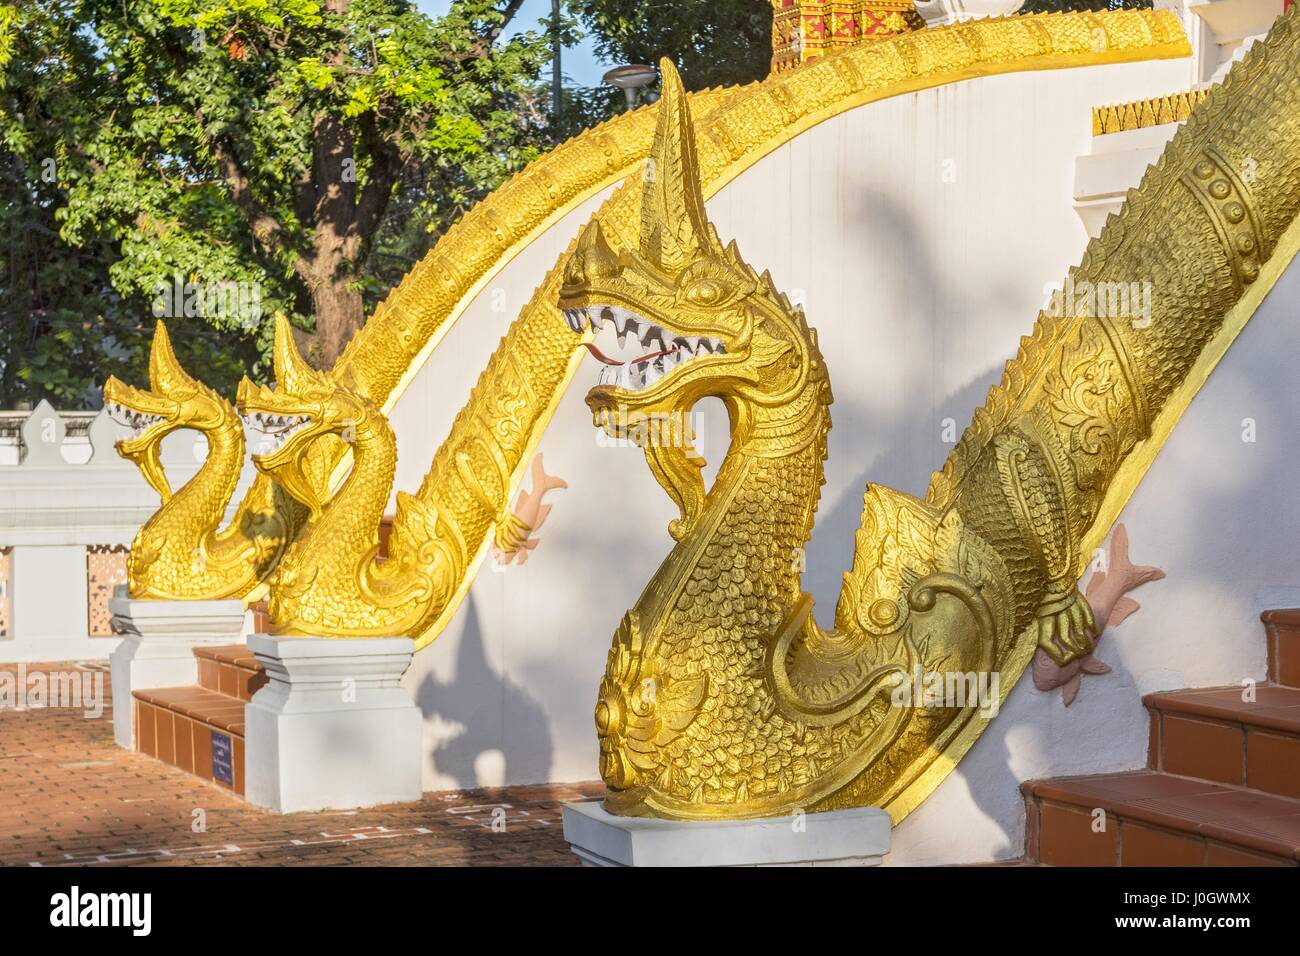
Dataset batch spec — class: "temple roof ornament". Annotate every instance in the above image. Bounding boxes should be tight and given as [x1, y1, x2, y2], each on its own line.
[914, 0, 1025, 28]
[771, 0, 1039, 74]
[771, 0, 926, 73]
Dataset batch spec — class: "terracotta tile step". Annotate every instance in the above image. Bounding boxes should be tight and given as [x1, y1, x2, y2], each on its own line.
[194, 644, 262, 670]
[1146, 686, 1300, 798]
[132, 690, 246, 797]
[133, 686, 246, 736]
[1023, 771, 1300, 866]
[1262, 609, 1300, 689]
[193, 644, 268, 701]
[1147, 685, 1300, 734]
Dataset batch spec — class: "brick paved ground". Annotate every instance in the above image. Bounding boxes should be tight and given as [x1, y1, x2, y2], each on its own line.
[0, 662, 604, 867]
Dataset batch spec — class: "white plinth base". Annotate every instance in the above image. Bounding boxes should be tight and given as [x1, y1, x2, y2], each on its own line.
[244, 634, 422, 814]
[108, 596, 247, 750]
[562, 800, 891, 867]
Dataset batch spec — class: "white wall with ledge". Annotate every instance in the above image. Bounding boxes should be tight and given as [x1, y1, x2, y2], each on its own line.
[1075, 122, 1183, 238]
[1074, 1, 1287, 237]
[0, 400, 253, 662]
[1183, 0, 1286, 82]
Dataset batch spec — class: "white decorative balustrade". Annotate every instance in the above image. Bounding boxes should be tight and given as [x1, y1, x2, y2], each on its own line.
[0, 400, 226, 662]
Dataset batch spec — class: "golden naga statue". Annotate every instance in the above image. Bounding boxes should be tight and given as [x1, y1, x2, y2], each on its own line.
[106, 89, 678, 604]
[557, 25, 1300, 823]
[106, 8, 1181, 618]
[103, 322, 308, 600]
[236, 301, 579, 647]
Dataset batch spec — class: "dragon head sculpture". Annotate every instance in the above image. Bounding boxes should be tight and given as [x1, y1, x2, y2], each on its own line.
[559, 59, 826, 539]
[236, 315, 356, 518]
[103, 321, 232, 502]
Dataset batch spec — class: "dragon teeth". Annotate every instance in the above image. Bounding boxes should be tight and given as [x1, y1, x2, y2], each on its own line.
[581, 303, 727, 392]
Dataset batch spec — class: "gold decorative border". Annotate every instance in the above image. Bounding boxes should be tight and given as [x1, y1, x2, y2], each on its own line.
[1093, 88, 1210, 135]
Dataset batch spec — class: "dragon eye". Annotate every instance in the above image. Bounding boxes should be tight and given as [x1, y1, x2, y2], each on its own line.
[683, 279, 726, 306]
[565, 256, 586, 286]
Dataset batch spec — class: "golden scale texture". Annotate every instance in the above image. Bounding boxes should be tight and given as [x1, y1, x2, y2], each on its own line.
[103, 323, 309, 601]
[556, 8, 1300, 823]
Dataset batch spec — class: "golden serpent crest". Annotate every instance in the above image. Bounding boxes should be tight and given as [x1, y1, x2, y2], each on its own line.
[557, 9, 1300, 822]
[103, 322, 308, 601]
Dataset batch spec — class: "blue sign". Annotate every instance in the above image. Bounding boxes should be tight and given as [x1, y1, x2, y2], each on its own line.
[211, 730, 234, 785]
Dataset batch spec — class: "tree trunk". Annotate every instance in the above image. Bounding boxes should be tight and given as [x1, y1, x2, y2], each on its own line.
[306, 271, 364, 368]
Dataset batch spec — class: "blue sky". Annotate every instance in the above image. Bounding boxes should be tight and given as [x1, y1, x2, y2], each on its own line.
[414, 0, 611, 87]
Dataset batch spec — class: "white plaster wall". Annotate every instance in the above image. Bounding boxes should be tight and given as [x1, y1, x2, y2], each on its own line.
[388, 54, 1269, 841]
[0, 419, 258, 662]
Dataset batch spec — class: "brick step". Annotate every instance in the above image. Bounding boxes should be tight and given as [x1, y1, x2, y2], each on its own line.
[194, 644, 267, 701]
[133, 686, 246, 796]
[1262, 609, 1300, 688]
[1024, 771, 1300, 866]
[1146, 685, 1300, 800]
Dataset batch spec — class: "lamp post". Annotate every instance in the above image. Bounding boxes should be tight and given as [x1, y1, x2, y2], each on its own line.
[552, 0, 562, 121]
[603, 63, 659, 110]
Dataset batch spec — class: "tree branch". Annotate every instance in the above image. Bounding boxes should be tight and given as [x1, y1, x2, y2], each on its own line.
[349, 134, 404, 259]
[211, 135, 303, 277]
[489, 0, 527, 42]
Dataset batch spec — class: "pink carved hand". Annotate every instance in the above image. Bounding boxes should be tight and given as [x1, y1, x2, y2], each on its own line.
[1032, 523, 1165, 705]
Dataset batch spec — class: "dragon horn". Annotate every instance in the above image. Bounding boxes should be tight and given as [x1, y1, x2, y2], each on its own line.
[147, 320, 196, 393]
[639, 59, 712, 273]
[272, 312, 321, 393]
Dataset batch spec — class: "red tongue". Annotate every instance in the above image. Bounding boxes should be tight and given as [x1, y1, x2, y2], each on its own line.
[583, 342, 680, 367]
[583, 342, 623, 366]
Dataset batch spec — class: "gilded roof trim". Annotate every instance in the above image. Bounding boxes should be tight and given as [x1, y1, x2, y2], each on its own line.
[1093, 88, 1211, 135]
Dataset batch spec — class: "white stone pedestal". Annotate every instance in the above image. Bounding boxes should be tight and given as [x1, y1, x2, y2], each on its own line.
[562, 800, 891, 867]
[244, 635, 422, 814]
[108, 596, 247, 749]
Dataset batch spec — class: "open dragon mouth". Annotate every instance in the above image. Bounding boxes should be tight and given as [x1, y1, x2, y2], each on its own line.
[105, 402, 165, 440]
[241, 411, 312, 456]
[565, 304, 725, 392]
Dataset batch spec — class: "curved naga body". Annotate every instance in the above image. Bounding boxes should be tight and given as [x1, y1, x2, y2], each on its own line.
[103, 322, 306, 600]
[237, 306, 580, 647]
[558, 26, 1300, 822]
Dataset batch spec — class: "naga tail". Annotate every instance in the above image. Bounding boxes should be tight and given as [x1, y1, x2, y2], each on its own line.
[925, 7, 1300, 639]
[824, 9, 1300, 817]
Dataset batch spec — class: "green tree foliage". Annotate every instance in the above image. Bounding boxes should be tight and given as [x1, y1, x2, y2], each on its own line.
[563, 0, 771, 133]
[0, 0, 553, 404]
[569, 0, 770, 91]
[0, 143, 261, 406]
[1018, 0, 1150, 13]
